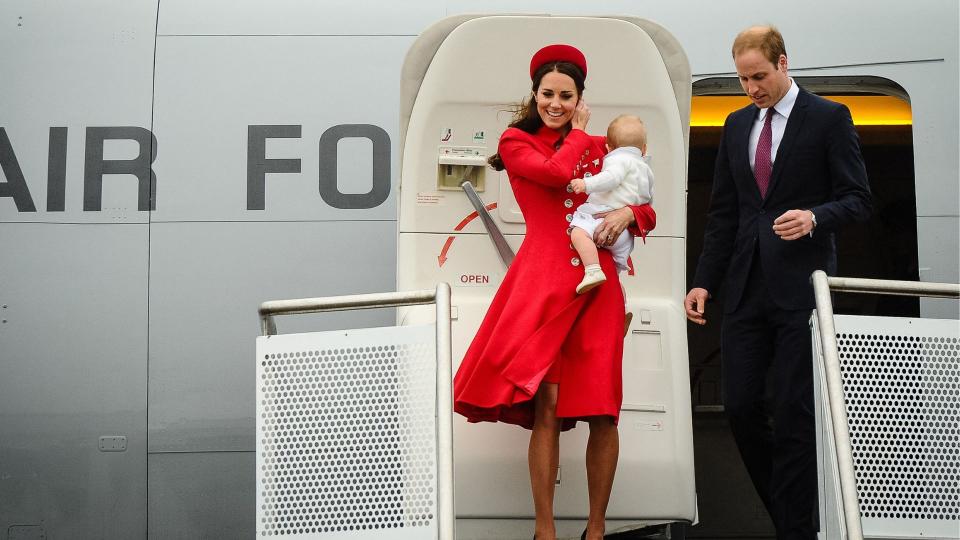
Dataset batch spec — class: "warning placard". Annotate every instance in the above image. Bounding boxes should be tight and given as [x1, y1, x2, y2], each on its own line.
[417, 192, 445, 206]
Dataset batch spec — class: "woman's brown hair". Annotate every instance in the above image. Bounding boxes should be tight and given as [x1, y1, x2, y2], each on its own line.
[487, 61, 586, 171]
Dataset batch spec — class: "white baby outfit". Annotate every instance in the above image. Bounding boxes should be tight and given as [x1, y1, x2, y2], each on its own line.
[570, 146, 654, 272]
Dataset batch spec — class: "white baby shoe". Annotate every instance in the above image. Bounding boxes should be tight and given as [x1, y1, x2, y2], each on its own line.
[576, 264, 606, 294]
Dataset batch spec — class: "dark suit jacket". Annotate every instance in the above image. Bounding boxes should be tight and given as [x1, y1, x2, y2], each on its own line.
[692, 87, 872, 312]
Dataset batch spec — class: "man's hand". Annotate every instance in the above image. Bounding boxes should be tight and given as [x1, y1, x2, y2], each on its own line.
[570, 178, 587, 194]
[773, 209, 816, 240]
[684, 287, 709, 325]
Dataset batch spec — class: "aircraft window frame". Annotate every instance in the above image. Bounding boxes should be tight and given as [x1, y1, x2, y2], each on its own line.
[693, 75, 909, 103]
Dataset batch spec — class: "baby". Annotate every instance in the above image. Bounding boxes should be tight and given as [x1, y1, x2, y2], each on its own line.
[569, 114, 654, 294]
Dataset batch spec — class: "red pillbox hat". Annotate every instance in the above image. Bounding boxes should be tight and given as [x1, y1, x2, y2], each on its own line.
[529, 44, 587, 79]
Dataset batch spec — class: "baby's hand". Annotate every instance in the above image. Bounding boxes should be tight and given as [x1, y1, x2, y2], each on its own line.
[570, 178, 587, 194]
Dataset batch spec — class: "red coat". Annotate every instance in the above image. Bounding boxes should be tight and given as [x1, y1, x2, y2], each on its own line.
[453, 126, 656, 430]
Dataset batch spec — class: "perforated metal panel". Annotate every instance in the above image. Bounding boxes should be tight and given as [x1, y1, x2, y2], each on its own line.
[255, 325, 438, 539]
[831, 315, 960, 537]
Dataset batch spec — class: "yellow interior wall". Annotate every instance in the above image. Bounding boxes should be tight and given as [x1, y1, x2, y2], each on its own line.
[691, 95, 912, 127]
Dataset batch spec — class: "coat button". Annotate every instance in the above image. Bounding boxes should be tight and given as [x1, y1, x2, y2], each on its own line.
[584, 172, 592, 178]
[566, 185, 574, 193]
[569, 243, 575, 250]
[564, 199, 573, 208]
[565, 213, 573, 222]
[571, 257, 581, 266]
[566, 226, 574, 235]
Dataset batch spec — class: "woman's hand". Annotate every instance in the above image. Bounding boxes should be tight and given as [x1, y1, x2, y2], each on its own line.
[593, 206, 635, 247]
[571, 99, 590, 131]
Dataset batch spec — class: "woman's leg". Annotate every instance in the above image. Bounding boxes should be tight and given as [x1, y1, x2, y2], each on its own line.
[585, 416, 619, 540]
[530, 383, 562, 539]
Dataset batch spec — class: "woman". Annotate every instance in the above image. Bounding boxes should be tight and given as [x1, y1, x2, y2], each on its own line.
[453, 44, 656, 540]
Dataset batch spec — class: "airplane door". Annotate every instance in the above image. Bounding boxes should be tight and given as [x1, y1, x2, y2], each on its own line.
[398, 15, 695, 529]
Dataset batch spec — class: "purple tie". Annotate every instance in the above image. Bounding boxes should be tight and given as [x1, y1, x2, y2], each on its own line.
[755, 109, 774, 198]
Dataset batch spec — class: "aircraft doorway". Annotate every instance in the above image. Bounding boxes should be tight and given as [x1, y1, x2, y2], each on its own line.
[684, 77, 918, 538]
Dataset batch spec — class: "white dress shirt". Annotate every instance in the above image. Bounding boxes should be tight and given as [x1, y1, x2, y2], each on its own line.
[749, 79, 799, 172]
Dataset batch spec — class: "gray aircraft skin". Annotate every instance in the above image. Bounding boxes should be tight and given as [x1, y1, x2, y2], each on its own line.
[1, 1, 957, 538]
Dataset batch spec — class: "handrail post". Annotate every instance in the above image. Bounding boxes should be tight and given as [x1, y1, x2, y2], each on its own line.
[435, 283, 455, 540]
[812, 270, 864, 540]
[260, 314, 276, 336]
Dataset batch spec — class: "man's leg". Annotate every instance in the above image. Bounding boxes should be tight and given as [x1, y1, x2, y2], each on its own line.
[769, 308, 818, 540]
[721, 262, 776, 515]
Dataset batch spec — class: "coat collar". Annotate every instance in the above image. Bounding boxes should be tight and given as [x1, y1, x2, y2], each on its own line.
[535, 125, 565, 149]
[765, 87, 810, 202]
[734, 109, 756, 194]
[761, 78, 799, 123]
[735, 86, 812, 205]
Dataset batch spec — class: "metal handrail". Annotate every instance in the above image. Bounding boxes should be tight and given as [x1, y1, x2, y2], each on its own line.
[810, 271, 960, 540]
[259, 289, 439, 336]
[817, 275, 960, 298]
[461, 180, 515, 268]
[256, 284, 455, 540]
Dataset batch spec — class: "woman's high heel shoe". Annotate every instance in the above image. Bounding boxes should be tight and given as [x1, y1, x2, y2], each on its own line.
[581, 530, 587, 540]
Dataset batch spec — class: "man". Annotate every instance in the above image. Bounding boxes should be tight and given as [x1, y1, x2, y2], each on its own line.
[685, 26, 871, 540]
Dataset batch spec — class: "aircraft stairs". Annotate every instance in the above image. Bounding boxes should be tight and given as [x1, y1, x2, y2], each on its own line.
[248, 271, 957, 539]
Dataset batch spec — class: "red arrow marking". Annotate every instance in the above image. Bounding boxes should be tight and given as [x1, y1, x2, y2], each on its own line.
[438, 236, 454, 267]
[627, 256, 635, 276]
[454, 211, 479, 231]
[439, 203, 499, 267]
[453, 202, 497, 231]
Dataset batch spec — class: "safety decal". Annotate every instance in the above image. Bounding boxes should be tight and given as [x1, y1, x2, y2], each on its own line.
[416, 192, 445, 205]
[635, 420, 664, 431]
[438, 202, 497, 267]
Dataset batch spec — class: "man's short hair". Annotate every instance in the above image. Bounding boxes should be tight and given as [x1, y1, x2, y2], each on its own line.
[732, 25, 787, 65]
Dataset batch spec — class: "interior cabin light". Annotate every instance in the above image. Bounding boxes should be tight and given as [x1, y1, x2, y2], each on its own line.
[690, 95, 912, 127]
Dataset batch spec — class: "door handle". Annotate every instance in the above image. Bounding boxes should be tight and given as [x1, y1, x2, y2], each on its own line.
[461, 181, 515, 269]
